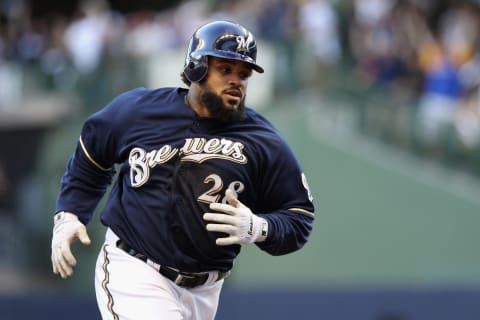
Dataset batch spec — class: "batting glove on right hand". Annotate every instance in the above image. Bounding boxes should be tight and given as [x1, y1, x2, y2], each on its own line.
[51, 211, 91, 279]
[204, 189, 268, 246]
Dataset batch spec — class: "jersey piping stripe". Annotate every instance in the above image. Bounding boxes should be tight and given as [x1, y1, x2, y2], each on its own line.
[79, 136, 111, 171]
[288, 208, 314, 215]
[101, 244, 119, 320]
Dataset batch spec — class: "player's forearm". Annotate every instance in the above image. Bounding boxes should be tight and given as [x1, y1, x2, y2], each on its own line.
[56, 151, 115, 224]
[256, 210, 314, 256]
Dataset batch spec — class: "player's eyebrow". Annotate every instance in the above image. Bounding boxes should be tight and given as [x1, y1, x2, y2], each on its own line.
[211, 57, 252, 71]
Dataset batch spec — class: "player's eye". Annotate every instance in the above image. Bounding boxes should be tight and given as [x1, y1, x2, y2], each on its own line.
[219, 66, 231, 74]
[239, 70, 251, 80]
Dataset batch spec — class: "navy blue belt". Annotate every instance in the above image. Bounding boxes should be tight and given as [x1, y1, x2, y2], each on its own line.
[116, 240, 227, 288]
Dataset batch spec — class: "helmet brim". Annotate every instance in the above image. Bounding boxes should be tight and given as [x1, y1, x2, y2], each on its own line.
[203, 51, 264, 74]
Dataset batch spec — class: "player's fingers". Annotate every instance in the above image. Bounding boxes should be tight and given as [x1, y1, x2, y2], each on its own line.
[60, 242, 77, 267]
[58, 256, 73, 278]
[56, 261, 67, 279]
[53, 247, 62, 273]
[51, 252, 58, 274]
[216, 236, 240, 246]
[76, 228, 91, 245]
[55, 246, 72, 278]
[209, 203, 236, 215]
[225, 189, 238, 207]
[203, 213, 237, 225]
[225, 189, 246, 208]
[206, 223, 236, 235]
[225, 189, 237, 205]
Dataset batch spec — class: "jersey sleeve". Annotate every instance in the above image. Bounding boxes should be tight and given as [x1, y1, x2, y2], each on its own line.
[253, 136, 315, 256]
[55, 90, 136, 224]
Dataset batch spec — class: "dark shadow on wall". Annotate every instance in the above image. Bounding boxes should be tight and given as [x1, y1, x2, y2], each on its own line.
[2, 288, 480, 320]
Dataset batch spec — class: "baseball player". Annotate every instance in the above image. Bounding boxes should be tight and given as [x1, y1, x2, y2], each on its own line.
[51, 20, 315, 320]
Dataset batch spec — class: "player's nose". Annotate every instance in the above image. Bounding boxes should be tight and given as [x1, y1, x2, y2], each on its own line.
[227, 73, 248, 88]
[227, 74, 241, 86]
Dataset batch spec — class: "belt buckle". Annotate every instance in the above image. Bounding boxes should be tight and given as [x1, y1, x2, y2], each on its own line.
[174, 272, 195, 287]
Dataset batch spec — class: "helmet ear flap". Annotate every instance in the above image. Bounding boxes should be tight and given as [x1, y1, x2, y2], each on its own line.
[184, 54, 208, 83]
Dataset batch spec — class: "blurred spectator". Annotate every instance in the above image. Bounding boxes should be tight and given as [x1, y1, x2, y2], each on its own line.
[415, 32, 463, 149]
[453, 55, 480, 151]
[0, 61, 22, 108]
[39, 16, 76, 91]
[256, 0, 300, 94]
[297, 0, 340, 88]
[172, 0, 210, 45]
[300, 0, 340, 67]
[124, 11, 177, 58]
[415, 3, 477, 151]
[348, 0, 409, 91]
[15, 18, 46, 64]
[63, 0, 111, 75]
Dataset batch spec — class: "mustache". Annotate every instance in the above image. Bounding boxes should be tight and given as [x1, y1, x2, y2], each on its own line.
[223, 87, 243, 98]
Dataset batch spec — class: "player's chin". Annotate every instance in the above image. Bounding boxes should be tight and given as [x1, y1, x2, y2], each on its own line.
[223, 96, 242, 110]
[202, 91, 246, 121]
[219, 104, 246, 122]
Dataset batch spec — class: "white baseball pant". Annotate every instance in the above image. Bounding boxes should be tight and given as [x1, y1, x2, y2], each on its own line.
[95, 228, 224, 320]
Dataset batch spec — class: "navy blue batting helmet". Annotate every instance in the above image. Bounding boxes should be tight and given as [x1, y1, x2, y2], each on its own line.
[183, 20, 264, 83]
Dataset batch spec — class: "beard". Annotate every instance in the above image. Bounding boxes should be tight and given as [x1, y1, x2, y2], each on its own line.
[200, 90, 246, 122]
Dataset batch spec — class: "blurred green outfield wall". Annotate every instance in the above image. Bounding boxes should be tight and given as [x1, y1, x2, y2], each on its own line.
[231, 98, 480, 289]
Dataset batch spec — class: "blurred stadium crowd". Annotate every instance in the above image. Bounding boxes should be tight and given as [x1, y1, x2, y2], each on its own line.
[339, 0, 480, 175]
[1, 0, 480, 286]
[1, 0, 480, 170]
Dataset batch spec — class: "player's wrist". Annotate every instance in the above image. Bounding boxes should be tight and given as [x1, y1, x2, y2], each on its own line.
[54, 211, 80, 227]
[257, 218, 268, 242]
[251, 215, 268, 243]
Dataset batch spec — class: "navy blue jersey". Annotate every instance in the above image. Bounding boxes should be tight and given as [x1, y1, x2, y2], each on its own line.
[56, 87, 314, 272]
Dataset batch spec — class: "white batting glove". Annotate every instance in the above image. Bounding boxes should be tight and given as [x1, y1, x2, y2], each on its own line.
[51, 211, 91, 279]
[204, 189, 268, 246]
